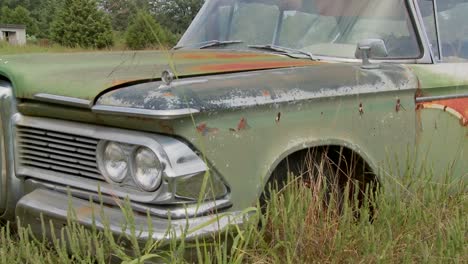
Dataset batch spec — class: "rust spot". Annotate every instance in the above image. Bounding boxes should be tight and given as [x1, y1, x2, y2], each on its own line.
[176, 51, 271, 60]
[263, 90, 270, 97]
[111, 79, 139, 86]
[196, 123, 219, 136]
[237, 117, 248, 131]
[359, 103, 364, 115]
[163, 92, 174, 97]
[275, 112, 281, 123]
[415, 79, 423, 99]
[216, 53, 271, 59]
[159, 121, 174, 134]
[396, 99, 401, 112]
[196, 123, 207, 133]
[76, 206, 93, 219]
[192, 60, 321, 73]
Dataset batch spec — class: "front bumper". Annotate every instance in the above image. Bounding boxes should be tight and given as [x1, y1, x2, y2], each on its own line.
[16, 188, 246, 244]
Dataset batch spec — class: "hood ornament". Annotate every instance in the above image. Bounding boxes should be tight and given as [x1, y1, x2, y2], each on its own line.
[161, 69, 175, 85]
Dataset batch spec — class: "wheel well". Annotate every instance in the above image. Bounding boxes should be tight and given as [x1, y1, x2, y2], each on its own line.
[262, 145, 378, 203]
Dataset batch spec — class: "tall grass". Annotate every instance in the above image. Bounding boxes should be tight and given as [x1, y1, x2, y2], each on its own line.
[0, 40, 171, 55]
[0, 166, 465, 263]
[0, 41, 95, 55]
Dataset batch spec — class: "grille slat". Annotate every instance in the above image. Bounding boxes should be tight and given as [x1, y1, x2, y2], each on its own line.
[17, 126, 103, 181]
[20, 134, 96, 150]
[20, 155, 100, 174]
[19, 144, 96, 161]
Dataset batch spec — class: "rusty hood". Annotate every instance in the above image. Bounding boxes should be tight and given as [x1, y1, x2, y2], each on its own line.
[0, 50, 321, 102]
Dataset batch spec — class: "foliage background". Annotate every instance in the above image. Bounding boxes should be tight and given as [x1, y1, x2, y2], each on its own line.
[0, 0, 203, 49]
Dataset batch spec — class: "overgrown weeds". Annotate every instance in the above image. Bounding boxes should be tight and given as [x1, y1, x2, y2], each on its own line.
[0, 170, 466, 263]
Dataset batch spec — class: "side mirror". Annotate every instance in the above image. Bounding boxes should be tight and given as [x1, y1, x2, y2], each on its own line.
[355, 39, 388, 69]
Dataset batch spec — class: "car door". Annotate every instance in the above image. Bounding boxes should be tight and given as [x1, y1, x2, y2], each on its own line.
[411, 0, 468, 183]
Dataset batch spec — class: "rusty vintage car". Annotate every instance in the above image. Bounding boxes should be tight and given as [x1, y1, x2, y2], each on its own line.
[0, 0, 466, 243]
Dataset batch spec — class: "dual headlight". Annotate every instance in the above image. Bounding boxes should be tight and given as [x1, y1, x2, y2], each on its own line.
[99, 141, 163, 192]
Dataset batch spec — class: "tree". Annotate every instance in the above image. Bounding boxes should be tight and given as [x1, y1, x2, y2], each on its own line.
[50, 0, 114, 48]
[0, 5, 39, 36]
[34, 0, 65, 39]
[99, 0, 148, 31]
[125, 10, 167, 50]
[150, 0, 203, 35]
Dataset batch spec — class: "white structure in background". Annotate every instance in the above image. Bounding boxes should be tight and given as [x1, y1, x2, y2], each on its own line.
[0, 24, 26, 45]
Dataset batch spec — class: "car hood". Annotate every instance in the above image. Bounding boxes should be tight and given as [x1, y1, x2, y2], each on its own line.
[95, 63, 417, 116]
[0, 50, 320, 102]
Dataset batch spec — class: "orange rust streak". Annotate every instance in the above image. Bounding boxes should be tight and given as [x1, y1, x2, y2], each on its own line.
[423, 97, 468, 126]
[194, 60, 320, 72]
[176, 52, 272, 60]
[111, 79, 139, 86]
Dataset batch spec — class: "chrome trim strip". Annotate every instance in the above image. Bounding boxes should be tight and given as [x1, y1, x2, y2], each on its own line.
[34, 93, 92, 109]
[409, 0, 434, 64]
[432, 0, 443, 60]
[25, 179, 232, 219]
[17, 188, 244, 243]
[92, 105, 200, 119]
[415, 93, 468, 103]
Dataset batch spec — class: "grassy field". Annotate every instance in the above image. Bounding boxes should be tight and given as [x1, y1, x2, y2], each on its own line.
[0, 41, 95, 55]
[0, 172, 465, 264]
[0, 41, 169, 55]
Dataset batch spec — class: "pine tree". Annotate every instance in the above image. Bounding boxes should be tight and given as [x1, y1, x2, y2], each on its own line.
[150, 0, 203, 35]
[99, 0, 148, 31]
[125, 10, 168, 50]
[50, 0, 114, 49]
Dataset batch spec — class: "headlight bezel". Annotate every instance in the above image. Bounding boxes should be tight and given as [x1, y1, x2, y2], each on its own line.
[97, 141, 129, 183]
[131, 146, 164, 192]
[97, 140, 167, 191]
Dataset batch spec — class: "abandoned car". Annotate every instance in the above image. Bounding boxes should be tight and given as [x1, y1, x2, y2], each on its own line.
[0, 0, 466, 242]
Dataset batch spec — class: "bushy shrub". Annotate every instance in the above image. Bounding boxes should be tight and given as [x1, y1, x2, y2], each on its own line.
[125, 11, 169, 50]
[50, 0, 114, 49]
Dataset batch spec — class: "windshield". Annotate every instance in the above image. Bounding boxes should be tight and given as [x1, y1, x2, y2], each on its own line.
[178, 0, 421, 59]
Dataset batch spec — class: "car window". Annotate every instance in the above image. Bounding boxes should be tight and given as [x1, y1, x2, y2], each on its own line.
[229, 3, 279, 45]
[419, 0, 468, 62]
[179, 0, 421, 59]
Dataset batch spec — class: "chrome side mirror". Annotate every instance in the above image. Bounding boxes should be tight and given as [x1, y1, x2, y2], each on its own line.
[355, 39, 388, 69]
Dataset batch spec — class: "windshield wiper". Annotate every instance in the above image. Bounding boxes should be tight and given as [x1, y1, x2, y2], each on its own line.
[173, 40, 243, 50]
[248, 44, 317, 61]
[199, 40, 243, 49]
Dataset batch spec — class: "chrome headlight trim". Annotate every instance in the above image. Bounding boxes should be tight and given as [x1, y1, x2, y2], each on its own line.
[14, 115, 208, 204]
[96, 141, 130, 184]
[131, 147, 164, 192]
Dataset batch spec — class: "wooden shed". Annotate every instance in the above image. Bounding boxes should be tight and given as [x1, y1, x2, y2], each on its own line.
[0, 24, 26, 45]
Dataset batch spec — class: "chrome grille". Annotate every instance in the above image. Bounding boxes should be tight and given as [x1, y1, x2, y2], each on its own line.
[17, 126, 103, 180]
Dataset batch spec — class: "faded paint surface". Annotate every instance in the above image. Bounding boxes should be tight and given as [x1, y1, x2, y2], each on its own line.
[17, 61, 429, 210]
[96, 63, 414, 113]
[0, 50, 319, 101]
[2, 50, 466, 211]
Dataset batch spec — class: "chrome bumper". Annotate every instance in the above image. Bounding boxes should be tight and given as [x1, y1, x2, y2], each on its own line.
[16, 188, 246, 244]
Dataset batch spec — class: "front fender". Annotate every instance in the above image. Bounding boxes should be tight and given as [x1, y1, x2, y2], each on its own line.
[0, 79, 23, 220]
